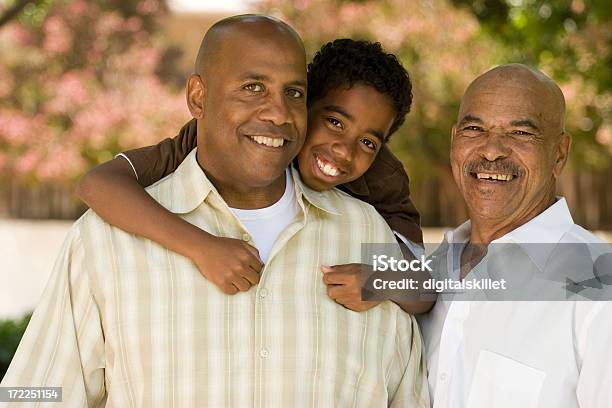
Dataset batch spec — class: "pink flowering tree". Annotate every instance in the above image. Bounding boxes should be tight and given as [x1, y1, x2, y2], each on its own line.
[259, 0, 612, 227]
[0, 0, 189, 185]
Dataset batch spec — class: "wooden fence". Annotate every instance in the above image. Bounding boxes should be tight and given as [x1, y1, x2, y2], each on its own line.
[1, 168, 611, 229]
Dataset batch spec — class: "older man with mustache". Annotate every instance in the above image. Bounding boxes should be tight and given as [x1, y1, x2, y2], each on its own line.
[418, 64, 612, 408]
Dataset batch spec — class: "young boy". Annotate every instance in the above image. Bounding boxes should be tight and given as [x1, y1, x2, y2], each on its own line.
[77, 39, 433, 314]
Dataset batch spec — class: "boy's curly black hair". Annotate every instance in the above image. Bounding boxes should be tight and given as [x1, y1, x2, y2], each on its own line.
[307, 39, 413, 141]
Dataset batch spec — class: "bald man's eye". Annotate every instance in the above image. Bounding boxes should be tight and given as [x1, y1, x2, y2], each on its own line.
[463, 125, 483, 132]
[286, 88, 304, 99]
[244, 83, 264, 93]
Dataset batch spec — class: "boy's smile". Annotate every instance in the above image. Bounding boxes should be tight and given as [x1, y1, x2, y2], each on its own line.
[298, 83, 396, 191]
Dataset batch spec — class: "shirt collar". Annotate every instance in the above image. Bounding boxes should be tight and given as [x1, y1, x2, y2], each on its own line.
[443, 198, 575, 270]
[291, 165, 342, 215]
[153, 149, 341, 216]
[151, 149, 212, 214]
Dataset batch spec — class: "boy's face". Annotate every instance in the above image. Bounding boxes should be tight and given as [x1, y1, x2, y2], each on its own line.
[297, 83, 396, 191]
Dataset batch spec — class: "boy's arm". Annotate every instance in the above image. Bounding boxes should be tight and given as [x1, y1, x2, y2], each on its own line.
[337, 145, 434, 314]
[340, 144, 423, 245]
[75, 120, 263, 294]
[120, 119, 198, 187]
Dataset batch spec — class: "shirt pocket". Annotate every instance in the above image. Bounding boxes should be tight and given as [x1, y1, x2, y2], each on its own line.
[466, 350, 546, 408]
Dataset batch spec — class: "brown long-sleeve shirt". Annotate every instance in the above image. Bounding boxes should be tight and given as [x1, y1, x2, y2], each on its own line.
[122, 119, 423, 244]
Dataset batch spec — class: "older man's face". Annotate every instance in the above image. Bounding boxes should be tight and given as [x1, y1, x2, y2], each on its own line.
[450, 74, 568, 225]
[195, 25, 307, 189]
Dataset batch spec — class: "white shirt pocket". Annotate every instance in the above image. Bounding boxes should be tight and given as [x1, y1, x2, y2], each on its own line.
[466, 350, 546, 408]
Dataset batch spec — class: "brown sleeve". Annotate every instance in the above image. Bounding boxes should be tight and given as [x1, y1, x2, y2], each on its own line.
[339, 145, 423, 245]
[120, 119, 198, 187]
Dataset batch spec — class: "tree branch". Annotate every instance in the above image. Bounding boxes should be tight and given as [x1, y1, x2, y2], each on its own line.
[0, 0, 38, 29]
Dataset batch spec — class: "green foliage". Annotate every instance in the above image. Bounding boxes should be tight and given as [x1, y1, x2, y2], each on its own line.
[0, 312, 31, 381]
[452, 0, 611, 168]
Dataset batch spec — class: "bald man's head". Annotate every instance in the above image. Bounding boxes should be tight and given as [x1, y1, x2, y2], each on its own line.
[450, 64, 571, 235]
[460, 64, 566, 135]
[195, 14, 305, 76]
[185, 14, 307, 201]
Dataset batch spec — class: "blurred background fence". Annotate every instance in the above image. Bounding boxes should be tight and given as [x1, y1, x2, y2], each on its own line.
[0, 0, 610, 228]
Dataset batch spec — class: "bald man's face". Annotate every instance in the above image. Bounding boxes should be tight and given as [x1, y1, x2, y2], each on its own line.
[192, 24, 307, 189]
[450, 73, 570, 227]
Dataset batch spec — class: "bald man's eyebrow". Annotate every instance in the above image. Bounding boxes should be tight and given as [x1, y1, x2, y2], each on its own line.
[511, 119, 540, 132]
[239, 73, 306, 88]
[457, 115, 483, 126]
[324, 105, 384, 141]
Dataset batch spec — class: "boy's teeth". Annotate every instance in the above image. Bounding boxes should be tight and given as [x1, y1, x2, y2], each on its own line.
[251, 136, 284, 147]
[316, 157, 339, 177]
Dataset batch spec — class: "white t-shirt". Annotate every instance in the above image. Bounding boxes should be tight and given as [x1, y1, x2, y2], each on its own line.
[230, 170, 300, 263]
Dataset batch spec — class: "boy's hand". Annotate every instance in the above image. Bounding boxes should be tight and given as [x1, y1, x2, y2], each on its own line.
[189, 233, 263, 295]
[321, 264, 381, 312]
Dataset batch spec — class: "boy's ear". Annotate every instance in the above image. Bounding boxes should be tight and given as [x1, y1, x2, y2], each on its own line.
[187, 74, 206, 119]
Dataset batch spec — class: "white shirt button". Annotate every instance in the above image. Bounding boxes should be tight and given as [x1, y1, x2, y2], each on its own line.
[440, 373, 448, 382]
[242, 233, 251, 242]
[260, 348, 269, 358]
[259, 288, 268, 299]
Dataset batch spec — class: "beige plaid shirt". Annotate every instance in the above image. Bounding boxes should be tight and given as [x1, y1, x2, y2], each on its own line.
[2, 149, 429, 407]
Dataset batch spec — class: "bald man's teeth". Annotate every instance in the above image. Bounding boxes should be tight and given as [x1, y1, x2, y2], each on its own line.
[250, 136, 285, 147]
[316, 157, 339, 177]
[476, 173, 514, 181]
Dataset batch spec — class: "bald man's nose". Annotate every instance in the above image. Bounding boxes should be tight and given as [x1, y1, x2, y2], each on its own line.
[258, 93, 293, 126]
[477, 131, 511, 161]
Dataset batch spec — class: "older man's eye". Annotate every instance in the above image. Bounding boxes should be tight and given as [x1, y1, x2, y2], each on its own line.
[244, 83, 264, 92]
[286, 88, 304, 99]
[361, 138, 377, 151]
[464, 125, 483, 132]
[326, 117, 343, 129]
[511, 130, 534, 136]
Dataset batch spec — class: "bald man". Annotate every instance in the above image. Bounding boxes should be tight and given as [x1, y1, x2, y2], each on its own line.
[1, 15, 429, 407]
[418, 64, 612, 407]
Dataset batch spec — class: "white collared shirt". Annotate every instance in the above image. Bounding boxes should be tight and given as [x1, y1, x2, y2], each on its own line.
[418, 198, 612, 408]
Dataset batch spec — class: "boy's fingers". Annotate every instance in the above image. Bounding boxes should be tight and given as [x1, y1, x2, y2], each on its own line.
[323, 272, 352, 285]
[243, 244, 263, 266]
[249, 261, 263, 274]
[232, 277, 251, 292]
[242, 267, 261, 285]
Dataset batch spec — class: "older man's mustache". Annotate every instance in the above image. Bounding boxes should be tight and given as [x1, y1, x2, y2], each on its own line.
[464, 159, 525, 178]
[240, 123, 298, 142]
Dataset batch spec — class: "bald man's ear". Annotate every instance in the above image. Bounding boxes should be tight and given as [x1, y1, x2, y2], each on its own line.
[553, 132, 571, 178]
[187, 74, 206, 119]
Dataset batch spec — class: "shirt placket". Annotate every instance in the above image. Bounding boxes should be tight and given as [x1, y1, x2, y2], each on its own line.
[252, 211, 306, 408]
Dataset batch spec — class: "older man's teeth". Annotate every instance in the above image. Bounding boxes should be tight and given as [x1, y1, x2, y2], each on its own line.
[250, 136, 284, 147]
[316, 157, 339, 177]
[476, 173, 514, 181]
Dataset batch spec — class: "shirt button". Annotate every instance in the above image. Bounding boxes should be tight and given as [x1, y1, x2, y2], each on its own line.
[242, 233, 251, 242]
[259, 288, 268, 299]
[260, 348, 269, 358]
[440, 373, 448, 382]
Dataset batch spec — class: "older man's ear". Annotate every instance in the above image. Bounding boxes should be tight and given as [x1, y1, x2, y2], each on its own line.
[553, 132, 571, 179]
[187, 74, 206, 119]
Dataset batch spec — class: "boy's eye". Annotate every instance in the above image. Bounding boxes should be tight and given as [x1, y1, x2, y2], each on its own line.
[244, 83, 264, 92]
[286, 88, 304, 99]
[361, 138, 377, 151]
[326, 117, 343, 129]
